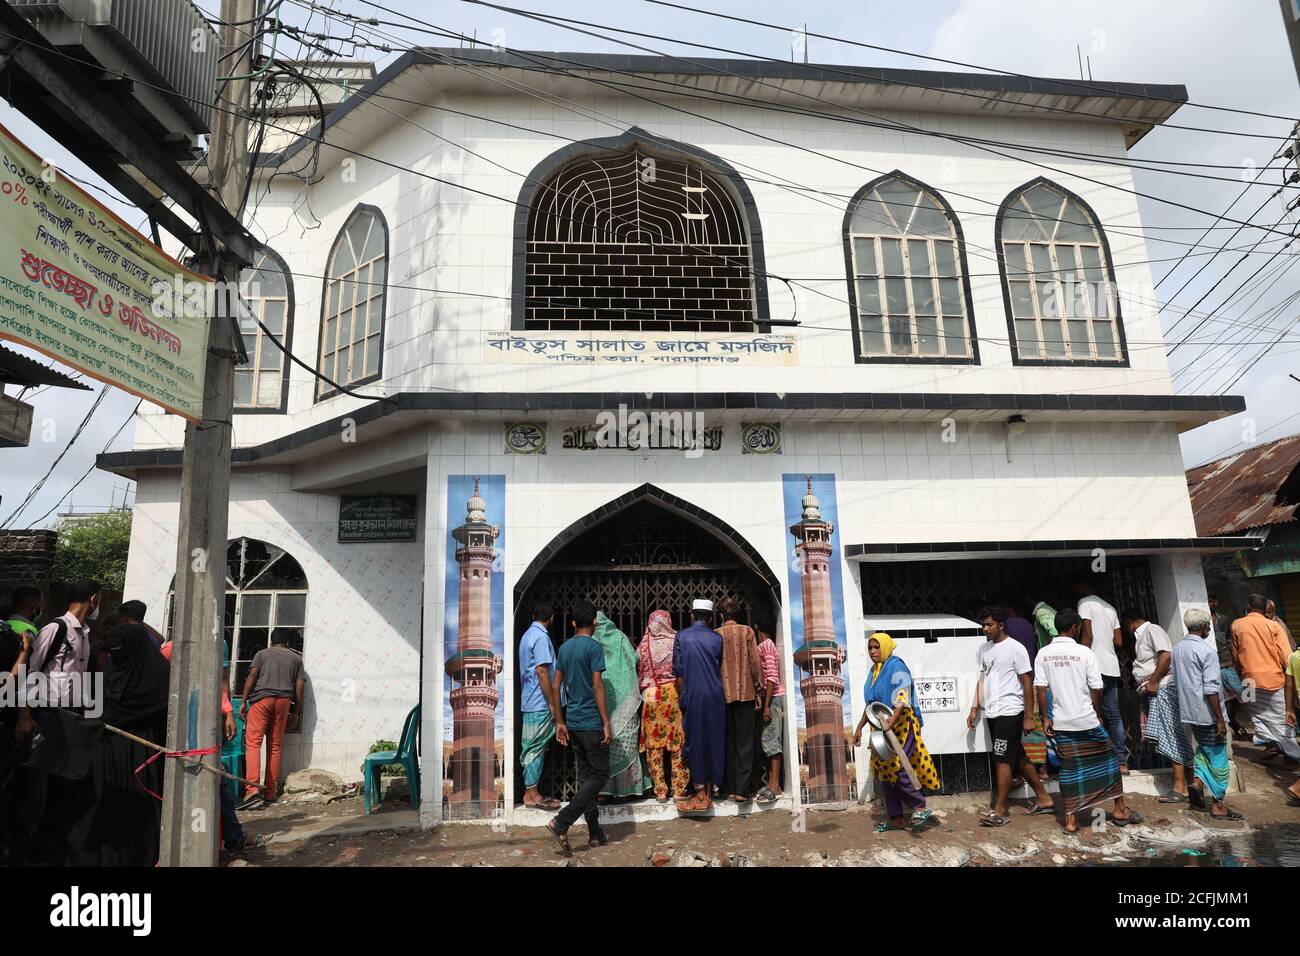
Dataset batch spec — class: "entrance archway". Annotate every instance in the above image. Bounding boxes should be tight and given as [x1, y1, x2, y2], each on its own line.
[513, 485, 781, 802]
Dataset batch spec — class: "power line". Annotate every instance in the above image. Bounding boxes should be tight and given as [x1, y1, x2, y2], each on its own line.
[1, 386, 112, 529]
[25, 400, 141, 528]
[639, 0, 1300, 128]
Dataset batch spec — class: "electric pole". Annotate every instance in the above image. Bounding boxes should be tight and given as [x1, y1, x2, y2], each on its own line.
[157, 0, 256, 866]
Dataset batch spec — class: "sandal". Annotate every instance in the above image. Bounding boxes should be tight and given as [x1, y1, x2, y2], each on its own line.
[1188, 788, 1206, 810]
[875, 820, 908, 832]
[1158, 792, 1189, 804]
[545, 821, 572, 857]
[911, 809, 933, 826]
[588, 833, 609, 847]
[979, 812, 1010, 828]
[1209, 807, 1244, 821]
[1022, 802, 1055, 816]
[755, 787, 778, 804]
[525, 796, 562, 811]
[1111, 810, 1144, 827]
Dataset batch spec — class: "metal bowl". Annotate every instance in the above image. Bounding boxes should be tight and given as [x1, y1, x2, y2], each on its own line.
[864, 701, 893, 731]
[868, 728, 894, 761]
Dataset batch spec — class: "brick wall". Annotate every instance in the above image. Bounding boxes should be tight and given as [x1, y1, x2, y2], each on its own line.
[0, 530, 57, 601]
[524, 241, 755, 332]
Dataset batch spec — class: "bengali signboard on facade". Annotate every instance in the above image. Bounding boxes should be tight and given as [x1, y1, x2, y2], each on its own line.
[915, 677, 960, 713]
[484, 330, 798, 366]
[0, 122, 210, 421]
[339, 494, 419, 543]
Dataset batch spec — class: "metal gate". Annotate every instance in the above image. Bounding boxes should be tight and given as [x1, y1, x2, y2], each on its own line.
[514, 501, 776, 801]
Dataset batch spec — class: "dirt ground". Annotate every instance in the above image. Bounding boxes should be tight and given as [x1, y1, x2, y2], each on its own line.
[232, 738, 1300, 867]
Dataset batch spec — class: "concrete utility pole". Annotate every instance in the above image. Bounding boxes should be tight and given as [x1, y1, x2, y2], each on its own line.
[158, 0, 257, 867]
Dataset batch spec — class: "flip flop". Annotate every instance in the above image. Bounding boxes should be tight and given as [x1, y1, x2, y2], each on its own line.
[1022, 803, 1055, 816]
[525, 797, 562, 811]
[1111, 810, 1144, 827]
[545, 821, 572, 857]
[1209, 808, 1244, 821]
[588, 833, 609, 847]
[979, 812, 1010, 828]
[1158, 792, 1189, 804]
[911, 809, 933, 827]
[875, 820, 908, 832]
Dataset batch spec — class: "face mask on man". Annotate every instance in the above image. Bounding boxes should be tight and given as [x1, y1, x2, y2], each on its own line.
[88, 602, 100, 622]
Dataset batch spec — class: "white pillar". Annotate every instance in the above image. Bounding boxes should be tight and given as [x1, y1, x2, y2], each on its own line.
[419, 432, 448, 828]
[1149, 552, 1210, 643]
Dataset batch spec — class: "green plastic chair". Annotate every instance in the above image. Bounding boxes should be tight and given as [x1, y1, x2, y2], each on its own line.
[221, 695, 246, 802]
[363, 704, 420, 814]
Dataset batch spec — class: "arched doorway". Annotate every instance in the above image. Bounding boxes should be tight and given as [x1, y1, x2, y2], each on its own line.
[513, 487, 781, 802]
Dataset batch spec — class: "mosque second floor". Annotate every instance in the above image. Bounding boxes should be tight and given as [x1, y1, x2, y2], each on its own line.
[122, 49, 1243, 455]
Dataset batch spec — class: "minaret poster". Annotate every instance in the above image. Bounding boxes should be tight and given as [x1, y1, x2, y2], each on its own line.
[782, 474, 856, 804]
[443, 475, 506, 820]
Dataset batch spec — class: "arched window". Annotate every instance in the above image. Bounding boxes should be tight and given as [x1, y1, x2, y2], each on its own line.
[518, 130, 767, 332]
[997, 179, 1125, 364]
[844, 174, 976, 362]
[236, 248, 293, 411]
[166, 537, 308, 700]
[318, 204, 387, 397]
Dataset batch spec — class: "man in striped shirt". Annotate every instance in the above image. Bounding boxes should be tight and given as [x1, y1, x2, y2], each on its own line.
[754, 611, 785, 804]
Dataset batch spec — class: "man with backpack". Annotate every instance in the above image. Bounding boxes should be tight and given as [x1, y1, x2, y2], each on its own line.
[11, 580, 101, 864]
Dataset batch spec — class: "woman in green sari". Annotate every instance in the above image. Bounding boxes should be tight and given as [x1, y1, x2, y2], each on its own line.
[593, 612, 651, 799]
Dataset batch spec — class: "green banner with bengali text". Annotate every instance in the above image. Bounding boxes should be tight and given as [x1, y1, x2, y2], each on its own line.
[0, 121, 209, 421]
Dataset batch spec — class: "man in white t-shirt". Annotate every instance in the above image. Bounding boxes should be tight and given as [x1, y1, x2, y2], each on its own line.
[1123, 609, 1192, 803]
[1074, 577, 1130, 772]
[968, 607, 1054, 826]
[1034, 608, 1137, 834]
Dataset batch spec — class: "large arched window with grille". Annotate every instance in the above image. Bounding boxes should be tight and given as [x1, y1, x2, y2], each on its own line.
[166, 537, 308, 701]
[519, 132, 766, 333]
[844, 173, 977, 363]
[317, 204, 387, 397]
[236, 247, 293, 412]
[997, 179, 1126, 365]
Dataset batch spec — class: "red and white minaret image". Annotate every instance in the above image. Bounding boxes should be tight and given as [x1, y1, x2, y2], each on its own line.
[445, 478, 502, 819]
[791, 476, 849, 803]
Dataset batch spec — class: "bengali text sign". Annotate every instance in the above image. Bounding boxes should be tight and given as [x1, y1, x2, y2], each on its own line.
[484, 330, 798, 366]
[0, 122, 210, 421]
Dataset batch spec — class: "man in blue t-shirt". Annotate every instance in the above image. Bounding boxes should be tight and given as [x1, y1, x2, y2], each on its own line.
[546, 600, 610, 856]
[518, 602, 560, 810]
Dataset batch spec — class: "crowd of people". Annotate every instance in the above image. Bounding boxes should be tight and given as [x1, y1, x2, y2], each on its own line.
[852, 576, 1300, 835]
[522, 577, 1300, 848]
[0, 582, 299, 866]
[518, 596, 785, 855]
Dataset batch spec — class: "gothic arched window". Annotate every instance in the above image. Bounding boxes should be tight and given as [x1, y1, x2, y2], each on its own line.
[844, 173, 976, 363]
[317, 204, 387, 397]
[236, 247, 293, 412]
[521, 135, 764, 333]
[997, 179, 1125, 364]
[166, 537, 308, 700]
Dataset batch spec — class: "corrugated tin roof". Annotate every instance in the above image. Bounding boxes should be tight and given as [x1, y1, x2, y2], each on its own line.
[0, 344, 89, 389]
[1186, 434, 1300, 537]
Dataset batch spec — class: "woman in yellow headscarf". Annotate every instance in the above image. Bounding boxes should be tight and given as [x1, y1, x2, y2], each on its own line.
[852, 633, 940, 832]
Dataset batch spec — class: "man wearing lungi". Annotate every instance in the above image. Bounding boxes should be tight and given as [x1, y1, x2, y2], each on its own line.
[1232, 593, 1299, 763]
[1175, 608, 1242, 820]
[519, 602, 561, 810]
[1035, 608, 1141, 834]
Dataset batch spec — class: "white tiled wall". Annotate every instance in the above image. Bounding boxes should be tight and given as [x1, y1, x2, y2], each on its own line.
[132, 93, 1176, 452]
[124, 471, 423, 780]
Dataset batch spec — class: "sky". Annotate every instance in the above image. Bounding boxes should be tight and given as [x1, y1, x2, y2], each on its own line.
[2, 0, 1299, 527]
